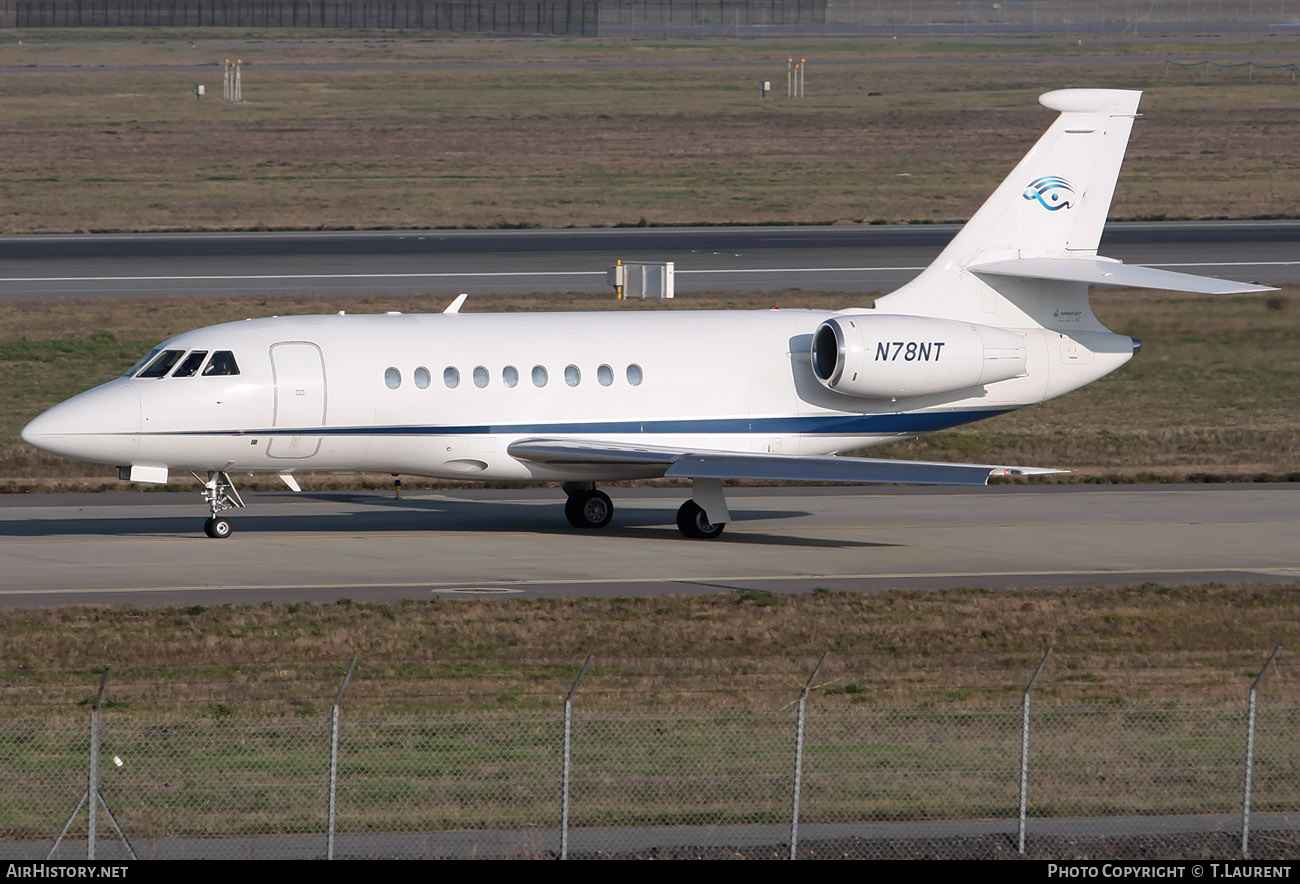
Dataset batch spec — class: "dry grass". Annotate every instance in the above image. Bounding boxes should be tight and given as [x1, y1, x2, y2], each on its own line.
[0, 583, 1296, 718]
[0, 38, 1297, 233]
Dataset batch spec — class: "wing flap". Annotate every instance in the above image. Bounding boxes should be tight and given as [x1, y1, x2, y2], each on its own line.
[506, 439, 684, 466]
[970, 256, 1275, 294]
[667, 453, 1063, 485]
[508, 438, 1065, 486]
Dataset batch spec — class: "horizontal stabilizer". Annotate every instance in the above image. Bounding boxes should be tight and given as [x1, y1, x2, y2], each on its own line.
[508, 438, 1065, 486]
[970, 257, 1275, 294]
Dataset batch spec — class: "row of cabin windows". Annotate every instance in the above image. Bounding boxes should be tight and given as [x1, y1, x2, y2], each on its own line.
[128, 348, 241, 379]
[384, 363, 643, 391]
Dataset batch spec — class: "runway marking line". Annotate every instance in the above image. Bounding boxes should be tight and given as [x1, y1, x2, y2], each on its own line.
[3, 261, 1297, 286]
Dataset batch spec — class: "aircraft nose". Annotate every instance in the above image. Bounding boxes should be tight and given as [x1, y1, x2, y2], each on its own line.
[21, 380, 142, 466]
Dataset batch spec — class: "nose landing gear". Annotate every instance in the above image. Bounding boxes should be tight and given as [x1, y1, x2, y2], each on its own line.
[196, 471, 245, 538]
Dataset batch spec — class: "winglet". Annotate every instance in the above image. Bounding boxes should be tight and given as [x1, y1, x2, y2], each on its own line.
[443, 293, 469, 314]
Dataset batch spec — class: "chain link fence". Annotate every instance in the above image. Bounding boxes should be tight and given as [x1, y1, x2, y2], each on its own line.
[1, 655, 1296, 860]
[1, 1, 1295, 35]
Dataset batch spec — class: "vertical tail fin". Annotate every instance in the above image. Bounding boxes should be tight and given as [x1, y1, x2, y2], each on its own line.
[947, 89, 1142, 260]
[874, 89, 1143, 329]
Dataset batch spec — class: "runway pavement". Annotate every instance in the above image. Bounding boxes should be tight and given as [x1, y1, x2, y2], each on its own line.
[0, 220, 1295, 299]
[1, 483, 1296, 608]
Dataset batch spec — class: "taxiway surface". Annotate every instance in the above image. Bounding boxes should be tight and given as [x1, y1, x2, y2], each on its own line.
[1, 484, 1295, 608]
[1, 221, 1295, 299]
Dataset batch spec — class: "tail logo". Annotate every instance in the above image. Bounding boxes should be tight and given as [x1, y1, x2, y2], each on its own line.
[1022, 175, 1075, 211]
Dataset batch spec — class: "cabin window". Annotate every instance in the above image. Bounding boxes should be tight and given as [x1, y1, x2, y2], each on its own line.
[597, 364, 613, 386]
[172, 351, 209, 378]
[531, 365, 548, 387]
[627, 364, 644, 386]
[503, 365, 519, 388]
[137, 350, 185, 379]
[202, 351, 240, 377]
[444, 366, 460, 389]
[473, 366, 489, 388]
[384, 367, 401, 390]
[564, 365, 581, 387]
[414, 366, 431, 389]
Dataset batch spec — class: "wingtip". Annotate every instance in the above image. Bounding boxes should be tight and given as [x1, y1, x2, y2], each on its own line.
[994, 467, 1071, 478]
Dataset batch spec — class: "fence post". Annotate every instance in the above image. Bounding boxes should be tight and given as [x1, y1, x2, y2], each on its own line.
[48, 668, 134, 861]
[1019, 649, 1052, 856]
[561, 655, 593, 860]
[86, 668, 107, 859]
[790, 651, 828, 861]
[1242, 645, 1281, 859]
[326, 657, 357, 860]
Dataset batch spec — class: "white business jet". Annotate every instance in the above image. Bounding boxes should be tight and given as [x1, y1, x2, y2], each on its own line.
[21, 89, 1270, 539]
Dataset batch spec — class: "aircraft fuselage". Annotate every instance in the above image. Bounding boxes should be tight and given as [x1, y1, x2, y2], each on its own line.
[24, 308, 1133, 483]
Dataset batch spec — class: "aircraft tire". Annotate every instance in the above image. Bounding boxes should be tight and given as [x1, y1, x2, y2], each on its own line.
[676, 500, 725, 539]
[204, 516, 233, 539]
[564, 490, 614, 529]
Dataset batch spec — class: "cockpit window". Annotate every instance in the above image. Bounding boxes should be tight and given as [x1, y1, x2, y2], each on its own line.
[172, 350, 209, 378]
[202, 351, 240, 376]
[124, 348, 161, 378]
[137, 349, 186, 379]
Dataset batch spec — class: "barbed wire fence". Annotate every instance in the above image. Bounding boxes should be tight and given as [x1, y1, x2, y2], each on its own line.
[1, 648, 1296, 860]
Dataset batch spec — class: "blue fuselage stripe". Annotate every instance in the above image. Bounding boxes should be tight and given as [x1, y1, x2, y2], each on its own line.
[154, 409, 1013, 438]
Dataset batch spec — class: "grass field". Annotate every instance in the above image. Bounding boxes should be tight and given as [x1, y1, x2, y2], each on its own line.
[0, 35, 1298, 233]
[2, 583, 1296, 717]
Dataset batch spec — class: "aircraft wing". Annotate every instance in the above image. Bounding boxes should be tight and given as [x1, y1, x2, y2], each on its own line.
[506, 438, 1066, 486]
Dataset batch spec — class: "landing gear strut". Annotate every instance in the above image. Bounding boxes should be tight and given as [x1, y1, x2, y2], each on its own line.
[196, 470, 245, 538]
[563, 482, 614, 530]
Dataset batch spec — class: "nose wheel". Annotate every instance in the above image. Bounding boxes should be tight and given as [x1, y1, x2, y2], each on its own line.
[204, 516, 233, 539]
[196, 471, 244, 538]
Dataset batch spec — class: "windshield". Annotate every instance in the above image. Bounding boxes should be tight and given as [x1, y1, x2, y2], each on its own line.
[123, 348, 161, 378]
[136, 349, 186, 379]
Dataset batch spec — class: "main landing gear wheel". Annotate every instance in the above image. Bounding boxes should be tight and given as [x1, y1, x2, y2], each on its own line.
[677, 500, 725, 540]
[565, 489, 614, 529]
[204, 516, 233, 539]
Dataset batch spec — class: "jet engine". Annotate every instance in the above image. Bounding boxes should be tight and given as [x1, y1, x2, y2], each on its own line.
[811, 315, 1027, 399]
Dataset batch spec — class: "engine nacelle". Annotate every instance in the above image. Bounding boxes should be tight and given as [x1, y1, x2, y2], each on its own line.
[811, 315, 1027, 399]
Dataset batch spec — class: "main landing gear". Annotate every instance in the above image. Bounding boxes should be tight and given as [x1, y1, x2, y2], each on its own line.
[196, 470, 245, 538]
[563, 483, 614, 530]
[562, 480, 730, 539]
[676, 499, 725, 539]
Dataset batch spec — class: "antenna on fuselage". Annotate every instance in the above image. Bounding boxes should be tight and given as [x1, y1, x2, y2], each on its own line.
[444, 293, 469, 314]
